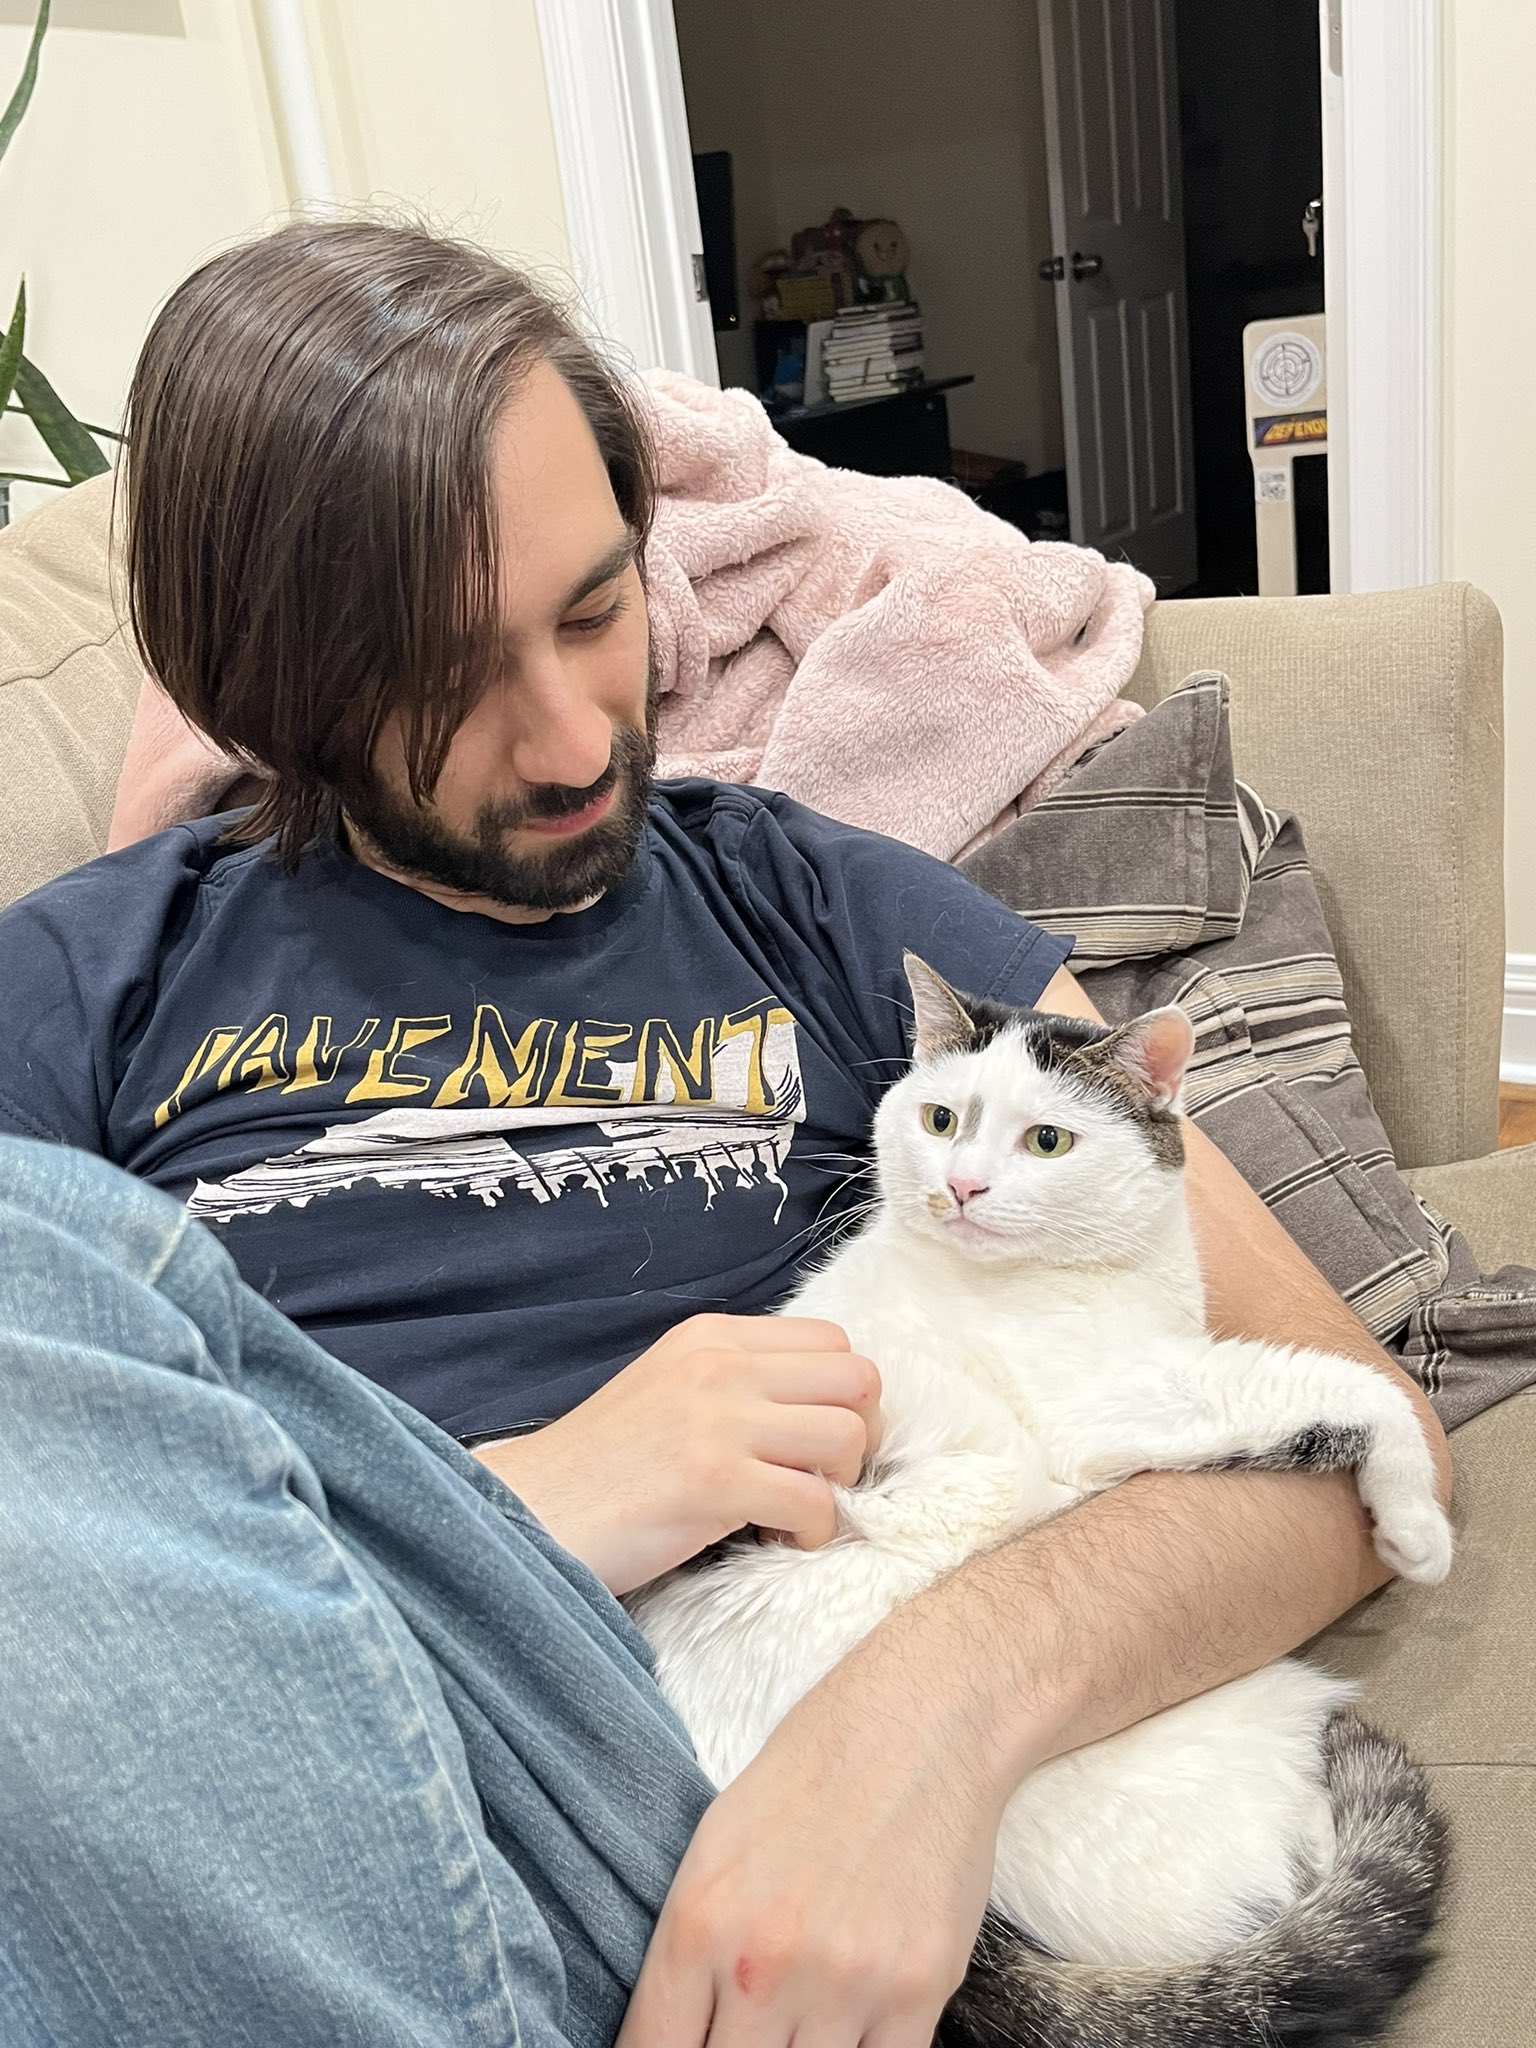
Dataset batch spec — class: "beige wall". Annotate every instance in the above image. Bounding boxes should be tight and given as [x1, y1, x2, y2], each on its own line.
[0, 1, 285, 513]
[0, 0, 569, 520]
[304, 1, 569, 275]
[1442, 2, 1536, 956]
[674, 0, 1064, 475]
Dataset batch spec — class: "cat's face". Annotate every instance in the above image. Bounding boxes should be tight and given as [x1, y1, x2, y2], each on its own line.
[870, 956, 1195, 1268]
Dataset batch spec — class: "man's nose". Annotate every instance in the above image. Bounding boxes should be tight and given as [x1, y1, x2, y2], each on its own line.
[947, 1174, 989, 1207]
[507, 649, 616, 790]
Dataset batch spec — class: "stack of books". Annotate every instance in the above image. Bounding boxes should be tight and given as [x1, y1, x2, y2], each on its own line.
[821, 304, 925, 402]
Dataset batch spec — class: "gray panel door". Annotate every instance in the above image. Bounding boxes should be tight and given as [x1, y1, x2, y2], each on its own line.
[1039, 0, 1197, 592]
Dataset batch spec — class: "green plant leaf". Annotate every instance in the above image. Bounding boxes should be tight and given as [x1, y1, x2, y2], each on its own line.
[0, 280, 24, 420]
[5, 400, 120, 440]
[0, 469, 66, 487]
[13, 351, 109, 481]
[0, 0, 49, 169]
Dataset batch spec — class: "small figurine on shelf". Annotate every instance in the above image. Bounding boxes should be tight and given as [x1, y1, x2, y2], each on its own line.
[772, 208, 855, 319]
[747, 247, 794, 318]
[854, 217, 912, 304]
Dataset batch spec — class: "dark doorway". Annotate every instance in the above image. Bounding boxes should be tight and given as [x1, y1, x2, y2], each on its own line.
[1176, 0, 1326, 595]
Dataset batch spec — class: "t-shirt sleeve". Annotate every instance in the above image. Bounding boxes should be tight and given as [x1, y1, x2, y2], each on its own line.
[727, 792, 1074, 1099]
[0, 833, 201, 1155]
[0, 896, 110, 1149]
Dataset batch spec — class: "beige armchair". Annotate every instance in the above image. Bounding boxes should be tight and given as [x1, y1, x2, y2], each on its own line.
[0, 480, 1531, 2044]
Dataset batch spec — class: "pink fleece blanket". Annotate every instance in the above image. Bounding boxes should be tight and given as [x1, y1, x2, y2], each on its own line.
[108, 371, 1152, 861]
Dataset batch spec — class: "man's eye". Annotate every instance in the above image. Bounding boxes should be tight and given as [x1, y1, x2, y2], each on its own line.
[566, 595, 627, 635]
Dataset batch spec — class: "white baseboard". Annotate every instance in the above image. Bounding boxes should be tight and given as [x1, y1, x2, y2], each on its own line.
[1503, 954, 1536, 1086]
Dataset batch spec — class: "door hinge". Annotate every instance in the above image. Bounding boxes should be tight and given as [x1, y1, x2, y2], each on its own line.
[1325, 0, 1343, 77]
[691, 253, 708, 303]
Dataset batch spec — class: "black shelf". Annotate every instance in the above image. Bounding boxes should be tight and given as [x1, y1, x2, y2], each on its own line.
[772, 373, 974, 426]
[765, 376, 975, 480]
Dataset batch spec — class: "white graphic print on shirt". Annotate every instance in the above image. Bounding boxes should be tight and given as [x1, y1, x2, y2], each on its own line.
[184, 1006, 806, 1223]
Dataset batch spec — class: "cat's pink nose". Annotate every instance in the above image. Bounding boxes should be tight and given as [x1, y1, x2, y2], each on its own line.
[947, 1174, 989, 1208]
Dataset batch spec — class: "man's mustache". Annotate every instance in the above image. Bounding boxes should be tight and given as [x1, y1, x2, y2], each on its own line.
[476, 718, 654, 833]
[506, 761, 621, 824]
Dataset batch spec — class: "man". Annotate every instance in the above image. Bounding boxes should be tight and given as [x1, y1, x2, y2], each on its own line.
[0, 221, 1449, 2048]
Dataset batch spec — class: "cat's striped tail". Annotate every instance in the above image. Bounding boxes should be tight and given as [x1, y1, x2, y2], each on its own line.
[939, 1713, 1447, 2048]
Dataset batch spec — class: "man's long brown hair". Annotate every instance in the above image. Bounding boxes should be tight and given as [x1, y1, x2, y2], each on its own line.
[123, 219, 656, 863]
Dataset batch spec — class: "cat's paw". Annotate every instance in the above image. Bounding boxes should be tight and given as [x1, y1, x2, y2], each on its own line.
[1371, 1497, 1454, 1585]
[1064, 1449, 1140, 1491]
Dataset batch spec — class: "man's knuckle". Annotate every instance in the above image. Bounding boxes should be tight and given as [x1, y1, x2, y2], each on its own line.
[662, 1314, 706, 1354]
[752, 1944, 796, 1995]
[816, 1934, 868, 1990]
[789, 1316, 846, 1350]
[888, 1960, 944, 2013]
[668, 1890, 721, 1958]
[696, 1449, 740, 1501]
[669, 1914, 710, 1962]
[832, 1406, 866, 1456]
[734, 1919, 801, 1997]
[799, 1465, 835, 1506]
[850, 1352, 883, 1403]
[688, 1344, 736, 1389]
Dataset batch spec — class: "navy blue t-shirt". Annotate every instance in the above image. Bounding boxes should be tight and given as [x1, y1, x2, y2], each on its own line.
[0, 783, 1070, 1438]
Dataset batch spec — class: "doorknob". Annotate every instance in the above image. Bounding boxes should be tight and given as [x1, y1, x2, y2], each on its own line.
[1038, 254, 1065, 282]
[1071, 251, 1103, 281]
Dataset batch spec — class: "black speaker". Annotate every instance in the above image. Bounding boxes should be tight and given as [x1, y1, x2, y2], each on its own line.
[692, 150, 739, 332]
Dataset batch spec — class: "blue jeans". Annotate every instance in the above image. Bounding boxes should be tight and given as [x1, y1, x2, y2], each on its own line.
[0, 1136, 713, 2047]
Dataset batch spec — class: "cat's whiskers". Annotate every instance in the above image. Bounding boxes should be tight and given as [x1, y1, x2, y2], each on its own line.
[765, 1153, 879, 1265]
[781, 1190, 883, 1264]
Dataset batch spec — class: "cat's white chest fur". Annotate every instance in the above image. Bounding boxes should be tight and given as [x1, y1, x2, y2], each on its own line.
[790, 1217, 1205, 1492]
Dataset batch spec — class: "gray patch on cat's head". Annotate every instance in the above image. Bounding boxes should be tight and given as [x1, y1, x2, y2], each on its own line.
[1064, 1024, 1187, 1169]
[902, 955, 1188, 1169]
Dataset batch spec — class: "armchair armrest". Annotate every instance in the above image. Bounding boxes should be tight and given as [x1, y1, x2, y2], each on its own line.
[1309, 1379, 1536, 2044]
[1129, 586, 1504, 1170]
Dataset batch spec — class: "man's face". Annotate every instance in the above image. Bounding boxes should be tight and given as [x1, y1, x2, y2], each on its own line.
[346, 360, 655, 914]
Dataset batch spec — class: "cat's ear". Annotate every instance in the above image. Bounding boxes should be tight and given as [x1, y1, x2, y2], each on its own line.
[1093, 1006, 1195, 1111]
[903, 953, 976, 1063]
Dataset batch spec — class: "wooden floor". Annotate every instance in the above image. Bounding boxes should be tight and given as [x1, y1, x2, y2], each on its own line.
[1500, 1086, 1536, 1150]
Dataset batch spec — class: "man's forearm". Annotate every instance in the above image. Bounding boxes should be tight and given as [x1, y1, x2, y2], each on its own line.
[1183, 1117, 1453, 1503]
[848, 1462, 1386, 1796]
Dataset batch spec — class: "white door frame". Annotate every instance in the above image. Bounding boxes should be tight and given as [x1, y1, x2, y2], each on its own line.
[540, 0, 1440, 593]
[534, 0, 718, 383]
[1321, 0, 1441, 592]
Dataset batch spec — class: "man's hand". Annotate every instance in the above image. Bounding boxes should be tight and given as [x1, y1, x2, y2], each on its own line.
[477, 1314, 881, 1594]
[617, 1592, 1009, 2048]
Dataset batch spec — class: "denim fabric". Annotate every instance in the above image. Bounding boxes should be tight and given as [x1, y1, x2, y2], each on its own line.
[0, 1136, 713, 2047]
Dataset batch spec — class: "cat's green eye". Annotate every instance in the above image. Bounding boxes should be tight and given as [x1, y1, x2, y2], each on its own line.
[1023, 1123, 1074, 1159]
[921, 1103, 958, 1138]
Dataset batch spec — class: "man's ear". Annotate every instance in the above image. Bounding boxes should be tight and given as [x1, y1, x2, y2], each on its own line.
[904, 952, 977, 1063]
[1090, 1006, 1195, 1111]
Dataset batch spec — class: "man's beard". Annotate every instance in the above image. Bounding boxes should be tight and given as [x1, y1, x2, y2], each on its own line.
[345, 689, 658, 914]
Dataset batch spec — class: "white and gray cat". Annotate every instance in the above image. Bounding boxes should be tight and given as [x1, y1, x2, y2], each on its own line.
[628, 956, 1452, 2048]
